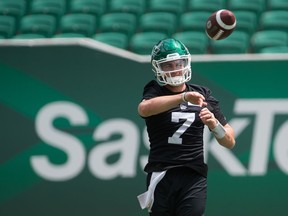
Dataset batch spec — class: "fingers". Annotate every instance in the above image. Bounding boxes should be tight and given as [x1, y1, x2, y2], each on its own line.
[183, 92, 217, 127]
[199, 108, 218, 128]
[201, 101, 208, 107]
[185, 92, 207, 107]
[199, 108, 214, 120]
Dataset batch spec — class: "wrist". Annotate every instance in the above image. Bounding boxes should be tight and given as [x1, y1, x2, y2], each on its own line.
[181, 92, 188, 102]
[211, 120, 226, 139]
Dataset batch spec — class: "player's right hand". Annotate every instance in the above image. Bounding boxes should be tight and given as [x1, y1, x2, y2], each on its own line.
[185, 91, 207, 107]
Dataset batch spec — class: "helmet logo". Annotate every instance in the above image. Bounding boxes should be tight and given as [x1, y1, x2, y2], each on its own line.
[166, 53, 180, 60]
[151, 41, 162, 60]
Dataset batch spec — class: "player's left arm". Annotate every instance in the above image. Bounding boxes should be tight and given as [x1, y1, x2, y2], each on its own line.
[200, 107, 235, 149]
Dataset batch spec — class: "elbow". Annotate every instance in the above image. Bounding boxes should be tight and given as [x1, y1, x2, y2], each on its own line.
[226, 138, 236, 149]
[138, 101, 151, 117]
[228, 139, 236, 149]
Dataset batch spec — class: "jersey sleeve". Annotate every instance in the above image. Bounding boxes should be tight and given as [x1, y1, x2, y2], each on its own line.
[142, 80, 161, 100]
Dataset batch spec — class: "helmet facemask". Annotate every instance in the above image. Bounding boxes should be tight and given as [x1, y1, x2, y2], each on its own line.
[152, 53, 192, 86]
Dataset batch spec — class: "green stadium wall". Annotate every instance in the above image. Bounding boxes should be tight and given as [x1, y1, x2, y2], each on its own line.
[0, 39, 288, 216]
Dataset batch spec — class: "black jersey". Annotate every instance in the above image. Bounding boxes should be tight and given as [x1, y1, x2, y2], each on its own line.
[141, 80, 227, 177]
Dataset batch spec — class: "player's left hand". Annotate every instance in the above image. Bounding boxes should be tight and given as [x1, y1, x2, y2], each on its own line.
[199, 107, 218, 129]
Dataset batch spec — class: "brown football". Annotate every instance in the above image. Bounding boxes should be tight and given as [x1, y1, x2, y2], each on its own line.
[205, 9, 236, 40]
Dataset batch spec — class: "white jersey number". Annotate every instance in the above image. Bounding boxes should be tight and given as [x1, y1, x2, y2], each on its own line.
[168, 112, 195, 144]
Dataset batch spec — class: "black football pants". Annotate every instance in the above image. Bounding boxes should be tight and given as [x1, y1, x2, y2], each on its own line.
[147, 167, 207, 216]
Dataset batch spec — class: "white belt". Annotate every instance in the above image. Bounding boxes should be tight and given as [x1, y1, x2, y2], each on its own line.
[137, 171, 167, 212]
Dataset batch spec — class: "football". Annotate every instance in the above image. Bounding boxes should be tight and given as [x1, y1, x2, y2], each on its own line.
[205, 9, 236, 40]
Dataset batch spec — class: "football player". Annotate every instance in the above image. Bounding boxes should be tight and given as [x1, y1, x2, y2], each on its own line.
[137, 38, 235, 216]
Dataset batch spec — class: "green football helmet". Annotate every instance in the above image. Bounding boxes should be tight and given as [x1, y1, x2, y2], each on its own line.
[151, 38, 192, 86]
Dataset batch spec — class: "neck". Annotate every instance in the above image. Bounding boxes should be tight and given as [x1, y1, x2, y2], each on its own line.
[165, 83, 186, 93]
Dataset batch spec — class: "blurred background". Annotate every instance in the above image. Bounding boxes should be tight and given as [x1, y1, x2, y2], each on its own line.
[0, 0, 288, 54]
[0, 0, 288, 216]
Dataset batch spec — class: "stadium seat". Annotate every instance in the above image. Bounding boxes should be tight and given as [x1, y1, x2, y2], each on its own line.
[250, 30, 288, 53]
[172, 31, 209, 54]
[93, 32, 129, 49]
[259, 11, 288, 33]
[0, 15, 16, 38]
[188, 0, 225, 13]
[0, 0, 26, 22]
[69, 0, 106, 18]
[149, 0, 185, 16]
[60, 13, 97, 37]
[233, 11, 258, 36]
[130, 32, 167, 55]
[53, 33, 87, 38]
[30, 0, 66, 19]
[267, 0, 288, 10]
[228, 0, 266, 16]
[12, 33, 47, 39]
[98, 13, 137, 38]
[210, 31, 250, 54]
[109, 0, 145, 17]
[139, 12, 177, 36]
[259, 46, 288, 54]
[180, 11, 211, 32]
[19, 14, 56, 37]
